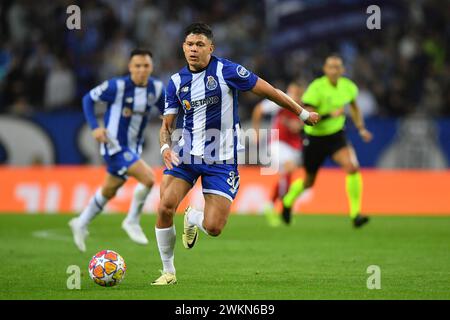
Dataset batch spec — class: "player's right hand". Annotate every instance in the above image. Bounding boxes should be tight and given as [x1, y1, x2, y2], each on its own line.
[92, 128, 108, 143]
[162, 148, 180, 170]
[304, 112, 320, 126]
[359, 128, 373, 143]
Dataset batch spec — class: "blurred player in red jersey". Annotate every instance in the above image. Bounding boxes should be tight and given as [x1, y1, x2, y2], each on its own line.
[252, 82, 305, 226]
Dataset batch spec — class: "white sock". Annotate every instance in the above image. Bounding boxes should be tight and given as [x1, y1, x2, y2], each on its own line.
[78, 188, 108, 227]
[125, 183, 151, 224]
[155, 226, 176, 274]
[187, 208, 209, 235]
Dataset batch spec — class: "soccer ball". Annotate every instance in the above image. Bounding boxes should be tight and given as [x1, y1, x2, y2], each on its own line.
[88, 249, 126, 287]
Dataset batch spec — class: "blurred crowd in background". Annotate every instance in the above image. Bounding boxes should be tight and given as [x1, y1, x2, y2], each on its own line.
[0, 0, 449, 121]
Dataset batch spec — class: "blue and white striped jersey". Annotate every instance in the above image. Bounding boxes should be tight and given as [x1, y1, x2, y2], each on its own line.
[164, 56, 258, 161]
[85, 75, 165, 156]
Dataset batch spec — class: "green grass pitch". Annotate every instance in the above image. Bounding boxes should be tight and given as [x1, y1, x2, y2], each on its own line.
[1, 214, 449, 299]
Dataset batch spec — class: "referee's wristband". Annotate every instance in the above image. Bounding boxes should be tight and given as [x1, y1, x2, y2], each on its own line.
[160, 144, 170, 155]
[299, 109, 310, 121]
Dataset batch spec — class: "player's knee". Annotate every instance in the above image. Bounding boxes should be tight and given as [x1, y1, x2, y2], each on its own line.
[304, 174, 316, 188]
[142, 176, 154, 189]
[158, 201, 176, 219]
[206, 226, 222, 237]
[304, 180, 314, 188]
[204, 221, 224, 237]
[141, 171, 155, 189]
[346, 164, 359, 174]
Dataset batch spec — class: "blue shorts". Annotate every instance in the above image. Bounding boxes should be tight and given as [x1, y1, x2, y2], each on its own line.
[103, 148, 140, 179]
[164, 158, 240, 202]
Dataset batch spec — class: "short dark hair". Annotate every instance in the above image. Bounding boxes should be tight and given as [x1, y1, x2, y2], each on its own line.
[184, 22, 213, 41]
[130, 48, 153, 59]
[326, 53, 343, 63]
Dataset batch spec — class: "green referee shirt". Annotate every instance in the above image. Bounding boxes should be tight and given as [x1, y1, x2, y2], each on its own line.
[302, 76, 358, 136]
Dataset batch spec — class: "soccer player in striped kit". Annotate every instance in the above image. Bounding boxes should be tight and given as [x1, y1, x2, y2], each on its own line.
[151, 23, 319, 285]
[69, 49, 165, 252]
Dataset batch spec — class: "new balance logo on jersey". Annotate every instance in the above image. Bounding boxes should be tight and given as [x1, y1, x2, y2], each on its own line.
[181, 86, 189, 92]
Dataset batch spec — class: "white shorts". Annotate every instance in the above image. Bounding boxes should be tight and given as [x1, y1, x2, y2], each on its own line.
[269, 140, 302, 170]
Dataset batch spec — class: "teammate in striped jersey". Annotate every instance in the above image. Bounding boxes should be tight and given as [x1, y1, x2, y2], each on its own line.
[151, 23, 319, 285]
[69, 49, 165, 252]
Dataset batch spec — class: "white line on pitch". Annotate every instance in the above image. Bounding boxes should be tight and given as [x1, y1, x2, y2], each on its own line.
[31, 229, 72, 242]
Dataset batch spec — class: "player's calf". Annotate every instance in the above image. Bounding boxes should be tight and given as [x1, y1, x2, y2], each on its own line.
[202, 194, 232, 236]
[101, 184, 121, 199]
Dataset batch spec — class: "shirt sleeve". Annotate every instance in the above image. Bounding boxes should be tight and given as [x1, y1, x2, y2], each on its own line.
[349, 80, 359, 102]
[83, 79, 117, 130]
[301, 81, 321, 107]
[82, 93, 99, 130]
[164, 78, 181, 115]
[221, 59, 258, 92]
[89, 79, 117, 103]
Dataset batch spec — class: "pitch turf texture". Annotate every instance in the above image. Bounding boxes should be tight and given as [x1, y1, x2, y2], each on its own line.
[1, 214, 449, 299]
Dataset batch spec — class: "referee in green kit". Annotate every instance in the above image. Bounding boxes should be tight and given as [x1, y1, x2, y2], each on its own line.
[281, 54, 373, 228]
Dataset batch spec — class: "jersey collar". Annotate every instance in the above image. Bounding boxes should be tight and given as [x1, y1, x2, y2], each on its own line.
[127, 74, 149, 87]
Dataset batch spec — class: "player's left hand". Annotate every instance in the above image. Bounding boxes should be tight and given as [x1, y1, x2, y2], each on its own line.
[359, 128, 373, 143]
[162, 148, 180, 170]
[304, 112, 320, 126]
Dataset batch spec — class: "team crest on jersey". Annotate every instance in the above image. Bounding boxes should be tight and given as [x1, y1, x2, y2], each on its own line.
[182, 99, 191, 110]
[236, 65, 250, 78]
[226, 171, 240, 194]
[125, 97, 133, 104]
[122, 107, 132, 117]
[206, 76, 218, 90]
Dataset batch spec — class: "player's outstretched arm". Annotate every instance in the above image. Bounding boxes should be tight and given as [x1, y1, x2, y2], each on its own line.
[349, 101, 373, 143]
[159, 114, 180, 170]
[251, 78, 319, 126]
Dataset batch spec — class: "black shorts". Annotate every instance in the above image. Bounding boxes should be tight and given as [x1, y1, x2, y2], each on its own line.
[302, 130, 350, 174]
